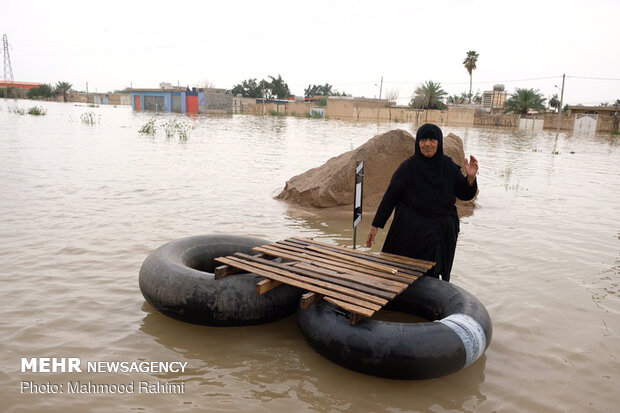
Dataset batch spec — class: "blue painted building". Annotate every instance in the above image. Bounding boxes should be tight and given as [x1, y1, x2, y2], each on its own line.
[130, 86, 232, 114]
[130, 87, 202, 114]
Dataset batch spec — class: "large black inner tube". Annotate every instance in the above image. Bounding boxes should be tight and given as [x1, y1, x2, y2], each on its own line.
[139, 234, 302, 326]
[297, 276, 492, 379]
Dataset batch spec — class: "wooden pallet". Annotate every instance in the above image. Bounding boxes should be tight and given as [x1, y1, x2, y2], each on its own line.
[214, 237, 435, 324]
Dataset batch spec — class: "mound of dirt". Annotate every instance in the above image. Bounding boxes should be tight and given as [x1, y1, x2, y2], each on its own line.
[276, 129, 473, 211]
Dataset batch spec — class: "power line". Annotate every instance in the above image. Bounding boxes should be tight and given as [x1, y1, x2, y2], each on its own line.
[384, 76, 560, 86]
[566, 76, 620, 81]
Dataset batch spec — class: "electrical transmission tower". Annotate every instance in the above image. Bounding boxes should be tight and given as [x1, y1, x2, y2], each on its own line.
[3, 34, 15, 99]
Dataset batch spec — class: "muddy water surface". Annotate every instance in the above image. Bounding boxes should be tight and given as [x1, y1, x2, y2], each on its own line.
[1, 100, 618, 412]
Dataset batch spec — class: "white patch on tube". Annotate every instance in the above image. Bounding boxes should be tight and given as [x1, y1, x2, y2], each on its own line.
[437, 313, 486, 367]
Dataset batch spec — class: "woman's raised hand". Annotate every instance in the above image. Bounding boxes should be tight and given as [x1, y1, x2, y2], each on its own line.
[465, 155, 478, 185]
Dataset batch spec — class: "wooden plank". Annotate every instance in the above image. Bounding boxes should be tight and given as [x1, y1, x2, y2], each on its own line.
[323, 296, 374, 318]
[231, 254, 389, 306]
[290, 236, 435, 270]
[214, 264, 243, 279]
[350, 313, 363, 325]
[301, 292, 321, 309]
[278, 240, 424, 278]
[299, 258, 415, 285]
[303, 245, 399, 274]
[215, 256, 382, 311]
[287, 237, 430, 274]
[292, 261, 404, 294]
[256, 279, 282, 294]
[253, 245, 418, 283]
[234, 253, 394, 300]
[214, 253, 277, 279]
[378, 251, 436, 269]
[274, 242, 418, 281]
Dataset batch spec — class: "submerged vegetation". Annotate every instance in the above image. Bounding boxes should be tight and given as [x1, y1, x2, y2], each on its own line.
[139, 118, 157, 135]
[139, 118, 191, 140]
[27, 106, 47, 115]
[163, 119, 190, 140]
[9, 106, 26, 115]
[80, 111, 99, 125]
[8, 106, 46, 116]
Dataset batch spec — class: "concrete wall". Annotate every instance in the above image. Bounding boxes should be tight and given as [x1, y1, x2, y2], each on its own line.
[542, 113, 573, 130]
[474, 113, 520, 127]
[233, 97, 256, 113]
[52, 93, 87, 103]
[326, 100, 475, 125]
[89, 93, 130, 105]
[245, 101, 313, 116]
[206, 92, 233, 111]
[474, 112, 618, 132]
[242, 99, 476, 125]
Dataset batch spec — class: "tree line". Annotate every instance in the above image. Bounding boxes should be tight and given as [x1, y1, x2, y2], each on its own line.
[2, 81, 75, 102]
[231, 74, 346, 99]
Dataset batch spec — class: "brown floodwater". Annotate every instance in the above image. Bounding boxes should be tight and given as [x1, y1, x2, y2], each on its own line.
[1, 100, 618, 412]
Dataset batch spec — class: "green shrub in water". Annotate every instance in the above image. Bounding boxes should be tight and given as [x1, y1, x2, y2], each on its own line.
[9, 106, 26, 115]
[27, 106, 47, 116]
[139, 118, 157, 135]
[163, 119, 190, 140]
[80, 112, 98, 125]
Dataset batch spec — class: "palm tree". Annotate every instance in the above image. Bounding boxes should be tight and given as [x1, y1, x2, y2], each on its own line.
[463, 51, 479, 103]
[55, 81, 73, 103]
[504, 88, 546, 114]
[409, 81, 447, 110]
[548, 94, 560, 113]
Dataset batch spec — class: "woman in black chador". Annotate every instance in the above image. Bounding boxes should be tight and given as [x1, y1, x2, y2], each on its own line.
[366, 124, 478, 282]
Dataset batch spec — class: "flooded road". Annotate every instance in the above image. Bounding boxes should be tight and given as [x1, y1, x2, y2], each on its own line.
[1, 100, 618, 412]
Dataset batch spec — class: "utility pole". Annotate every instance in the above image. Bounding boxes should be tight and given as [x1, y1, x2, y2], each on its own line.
[2, 34, 15, 99]
[557, 74, 565, 135]
[262, 86, 265, 116]
[378, 76, 383, 100]
[86, 82, 89, 99]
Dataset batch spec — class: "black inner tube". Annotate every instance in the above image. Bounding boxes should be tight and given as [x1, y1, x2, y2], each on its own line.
[139, 235, 302, 326]
[297, 276, 492, 379]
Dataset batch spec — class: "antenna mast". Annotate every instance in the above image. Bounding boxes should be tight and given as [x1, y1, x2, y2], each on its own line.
[3, 34, 15, 99]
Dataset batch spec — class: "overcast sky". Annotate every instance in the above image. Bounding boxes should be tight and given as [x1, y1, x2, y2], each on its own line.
[3, 0, 619, 105]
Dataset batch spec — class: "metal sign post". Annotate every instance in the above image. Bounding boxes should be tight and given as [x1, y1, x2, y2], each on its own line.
[353, 161, 364, 249]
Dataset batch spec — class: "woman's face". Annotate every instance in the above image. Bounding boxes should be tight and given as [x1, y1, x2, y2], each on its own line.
[419, 138, 438, 158]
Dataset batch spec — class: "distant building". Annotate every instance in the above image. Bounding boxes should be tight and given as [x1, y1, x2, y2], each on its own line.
[0, 81, 42, 90]
[482, 90, 507, 113]
[88, 92, 131, 106]
[130, 85, 232, 113]
[566, 105, 619, 117]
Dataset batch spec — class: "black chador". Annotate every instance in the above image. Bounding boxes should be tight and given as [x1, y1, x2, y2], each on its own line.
[371, 124, 477, 281]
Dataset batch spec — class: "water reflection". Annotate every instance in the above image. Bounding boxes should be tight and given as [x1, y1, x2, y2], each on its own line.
[139, 303, 488, 412]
